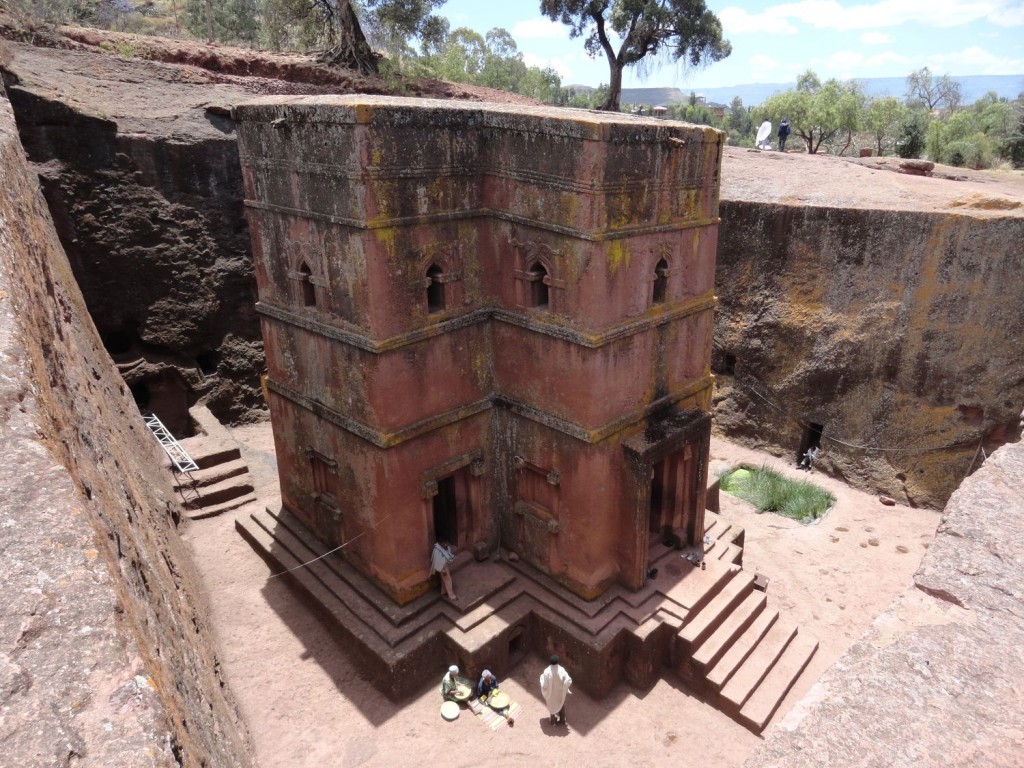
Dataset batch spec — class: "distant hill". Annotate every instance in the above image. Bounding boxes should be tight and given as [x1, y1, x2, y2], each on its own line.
[570, 75, 1024, 108]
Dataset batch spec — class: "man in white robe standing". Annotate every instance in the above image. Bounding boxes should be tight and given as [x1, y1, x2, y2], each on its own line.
[539, 654, 572, 726]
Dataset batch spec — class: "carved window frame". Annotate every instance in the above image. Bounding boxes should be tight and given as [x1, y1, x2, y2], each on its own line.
[417, 249, 463, 317]
[510, 237, 565, 313]
[288, 247, 330, 313]
[305, 447, 339, 511]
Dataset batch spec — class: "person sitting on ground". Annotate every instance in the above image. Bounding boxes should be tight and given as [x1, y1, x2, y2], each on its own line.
[441, 664, 461, 701]
[430, 540, 457, 601]
[477, 669, 514, 726]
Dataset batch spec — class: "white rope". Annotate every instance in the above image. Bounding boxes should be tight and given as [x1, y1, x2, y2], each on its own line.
[269, 510, 396, 578]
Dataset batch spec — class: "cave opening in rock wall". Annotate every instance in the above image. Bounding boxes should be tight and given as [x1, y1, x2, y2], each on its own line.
[799, 421, 824, 461]
[102, 329, 135, 357]
[129, 371, 194, 438]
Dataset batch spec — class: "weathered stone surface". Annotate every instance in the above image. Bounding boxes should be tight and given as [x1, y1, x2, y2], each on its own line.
[0, 86, 249, 766]
[2, 44, 266, 431]
[745, 440, 1024, 767]
[714, 148, 1024, 508]
[899, 159, 934, 175]
[236, 95, 722, 603]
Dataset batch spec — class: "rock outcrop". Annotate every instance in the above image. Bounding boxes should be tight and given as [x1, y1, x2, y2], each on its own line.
[714, 148, 1024, 508]
[746, 438, 1024, 767]
[0, 84, 249, 766]
[1, 44, 267, 434]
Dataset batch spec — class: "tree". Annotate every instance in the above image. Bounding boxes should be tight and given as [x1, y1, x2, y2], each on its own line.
[865, 96, 906, 156]
[417, 26, 569, 105]
[724, 95, 753, 145]
[1007, 92, 1024, 168]
[905, 67, 963, 112]
[895, 108, 931, 158]
[926, 92, 1018, 169]
[540, 0, 730, 111]
[183, 0, 259, 45]
[258, 0, 446, 74]
[762, 71, 863, 154]
[301, 1, 375, 73]
[362, 0, 446, 63]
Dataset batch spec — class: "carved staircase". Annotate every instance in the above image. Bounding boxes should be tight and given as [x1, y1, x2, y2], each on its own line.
[668, 559, 818, 729]
[236, 505, 817, 732]
[167, 406, 256, 520]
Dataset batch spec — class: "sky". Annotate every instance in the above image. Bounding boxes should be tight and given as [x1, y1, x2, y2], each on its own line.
[439, 0, 1024, 89]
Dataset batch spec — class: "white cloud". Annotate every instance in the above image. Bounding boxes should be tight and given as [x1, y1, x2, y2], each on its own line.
[924, 44, 1024, 73]
[864, 51, 910, 67]
[859, 31, 892, 44]
[718, 6, 798, 34]
[523, 51, 599, 83]
[989, 2, 1024, 25]
[826, 49, 910, 79]
[747, 54, 795, 82]
[761, 0, 1024, 31]
[511, 18, 567, 40]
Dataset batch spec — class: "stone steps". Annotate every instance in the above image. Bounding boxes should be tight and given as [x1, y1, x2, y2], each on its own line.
[739, 631, 819, 731]
[678, 570, 755, 650]
[182, 473, 254, 510]
[182, 457, 249, 488]
[706, 606, 779, 689]
[174, 428, 254, 519]
[691, 590, 767, 672]
[183, 493, 257, 521]
[712, 541, 744, 565]
[178, 435, 242, 470]
[720, 619, 798, 709]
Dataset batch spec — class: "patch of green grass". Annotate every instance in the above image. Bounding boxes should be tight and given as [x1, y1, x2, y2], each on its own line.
[719, 464, 835, 522]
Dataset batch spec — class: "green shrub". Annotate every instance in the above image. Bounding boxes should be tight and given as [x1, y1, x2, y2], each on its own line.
[719, 464, 835, 522]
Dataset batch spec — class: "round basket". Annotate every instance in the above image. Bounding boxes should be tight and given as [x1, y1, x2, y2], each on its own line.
[488, 691, 510, 710]
[440, 700, 460, 721]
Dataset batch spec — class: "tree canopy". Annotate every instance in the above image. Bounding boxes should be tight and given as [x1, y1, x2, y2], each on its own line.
[761, 71, 864, 154]
[540, 0, 730, 111]
[905, 67, 963, 112]
[416, 25, 567, 104]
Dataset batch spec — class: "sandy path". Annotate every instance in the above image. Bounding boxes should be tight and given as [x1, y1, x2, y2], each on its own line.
[181, 423, 939, 767]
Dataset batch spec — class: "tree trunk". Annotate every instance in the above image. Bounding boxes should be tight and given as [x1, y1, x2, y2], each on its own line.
[839, 130, 854, 156]
[601, 61, 623, 111]
[317, 0, 380, 76]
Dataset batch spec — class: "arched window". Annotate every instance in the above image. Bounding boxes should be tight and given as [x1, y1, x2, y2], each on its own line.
[526, 261, 549, 309]
[299, 262, 317, 308]
[652, 258, 669, 305]
[426, 263, 445, 314]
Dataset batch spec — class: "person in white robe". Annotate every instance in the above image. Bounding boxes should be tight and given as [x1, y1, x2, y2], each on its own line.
[539, 654, 572, 725]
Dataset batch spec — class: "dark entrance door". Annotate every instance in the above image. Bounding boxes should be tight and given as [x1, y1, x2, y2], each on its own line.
[798, 422, 824, 461]
[648, 443, 699, 560]
[433, 475, 458, 546]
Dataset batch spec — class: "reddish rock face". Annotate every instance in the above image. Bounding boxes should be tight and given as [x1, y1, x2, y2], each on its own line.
[235, 96, 723, 603]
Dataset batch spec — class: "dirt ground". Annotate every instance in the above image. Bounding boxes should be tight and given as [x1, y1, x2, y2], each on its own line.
[181, 422, 939, 768]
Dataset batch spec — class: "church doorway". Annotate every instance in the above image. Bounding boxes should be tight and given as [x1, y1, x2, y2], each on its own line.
[648, 443, 700, 559]
[432, 467, 473, 548]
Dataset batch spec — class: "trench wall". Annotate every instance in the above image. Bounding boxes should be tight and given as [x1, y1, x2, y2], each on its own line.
[714, 200, 1024, 508]
[0, 84, 249, 767]
[1, 75, 265, 432]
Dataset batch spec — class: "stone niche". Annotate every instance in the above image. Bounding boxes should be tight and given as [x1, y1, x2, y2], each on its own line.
[235, 96, 723, 604]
